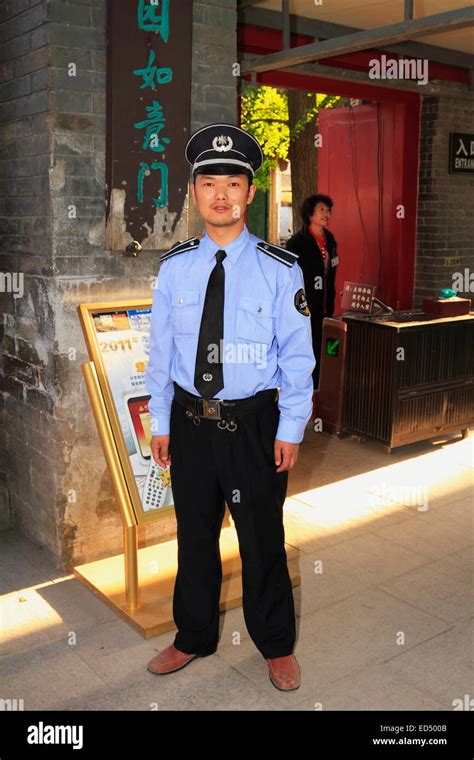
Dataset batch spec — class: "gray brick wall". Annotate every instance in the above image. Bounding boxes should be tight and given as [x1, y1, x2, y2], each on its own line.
[414, 93, 474, 307]
[189, 0, 237, 237]
[0, 0, 56, 553]
[0, 0, 238, 569]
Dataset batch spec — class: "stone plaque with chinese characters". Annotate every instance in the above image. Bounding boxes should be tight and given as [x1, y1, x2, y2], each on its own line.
[106, 0, 193, 249]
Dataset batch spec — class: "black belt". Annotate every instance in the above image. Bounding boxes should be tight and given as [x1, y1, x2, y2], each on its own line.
[173, 381, 278, 431]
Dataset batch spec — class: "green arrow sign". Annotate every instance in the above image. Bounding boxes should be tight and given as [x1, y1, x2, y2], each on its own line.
[326, 338, 340, 357]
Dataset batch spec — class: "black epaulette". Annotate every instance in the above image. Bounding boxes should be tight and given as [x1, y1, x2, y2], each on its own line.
[256, 240, 299, 267]
[160, 237, 200, 262]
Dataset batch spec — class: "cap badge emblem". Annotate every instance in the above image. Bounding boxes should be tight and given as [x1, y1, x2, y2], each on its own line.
[212, 135, 233, 152]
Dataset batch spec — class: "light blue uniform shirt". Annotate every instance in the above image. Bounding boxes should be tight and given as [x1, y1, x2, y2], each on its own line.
[145, 224, 316, 443]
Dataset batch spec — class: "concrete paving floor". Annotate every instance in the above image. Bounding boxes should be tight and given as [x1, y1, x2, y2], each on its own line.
[0, 428, 472, 711]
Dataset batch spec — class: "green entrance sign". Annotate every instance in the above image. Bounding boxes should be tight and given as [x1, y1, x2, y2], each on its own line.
[326, 338, 340, 357]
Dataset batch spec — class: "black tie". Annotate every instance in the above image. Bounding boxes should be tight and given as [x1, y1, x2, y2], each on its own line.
[194, 249, 227, 398]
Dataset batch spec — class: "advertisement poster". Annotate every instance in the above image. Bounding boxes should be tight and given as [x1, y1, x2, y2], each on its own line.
[92, 307, 174, 514]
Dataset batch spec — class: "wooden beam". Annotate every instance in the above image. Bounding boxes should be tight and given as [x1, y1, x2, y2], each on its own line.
[239, 55, 474, 101]
[242, 7, 474, 75]
[282, 0, 290, 50]
[237, 0, 267, 9]
[238, 6, 474, 71]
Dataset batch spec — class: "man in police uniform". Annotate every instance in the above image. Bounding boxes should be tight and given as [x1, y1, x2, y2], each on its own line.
[145, 123, 315, 691]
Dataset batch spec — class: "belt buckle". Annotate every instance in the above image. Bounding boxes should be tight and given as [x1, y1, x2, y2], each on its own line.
[200, 398, 222, 420]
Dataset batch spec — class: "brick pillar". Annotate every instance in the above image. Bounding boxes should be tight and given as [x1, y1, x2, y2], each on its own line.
[188, 0, 237, 237]
[414, 93, 474, 307]
[0, 0, 238, 570]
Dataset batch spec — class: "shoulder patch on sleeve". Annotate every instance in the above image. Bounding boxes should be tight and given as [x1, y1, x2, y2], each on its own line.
[160, 237, 200, 263]
[294, 288, 310, 316]
[256, 240, 299, 267]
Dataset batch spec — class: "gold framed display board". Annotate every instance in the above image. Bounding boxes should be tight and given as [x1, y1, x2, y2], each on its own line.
[75, 299, 300, 637]
[78, 299, 175, 525]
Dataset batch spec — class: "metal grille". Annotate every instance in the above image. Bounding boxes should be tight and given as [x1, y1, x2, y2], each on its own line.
[342, 316, 474, 446]
[398, 322, 474, 388]
[343, 321, 395, 440]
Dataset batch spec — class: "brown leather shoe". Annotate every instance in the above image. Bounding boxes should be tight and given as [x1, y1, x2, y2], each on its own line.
[267, 654, 301, 691]
[147, 643, 199, 675]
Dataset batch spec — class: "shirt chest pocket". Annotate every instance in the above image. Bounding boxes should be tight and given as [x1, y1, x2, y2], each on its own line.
[171, 290, 200, 335]
[236, 296, 275, 345]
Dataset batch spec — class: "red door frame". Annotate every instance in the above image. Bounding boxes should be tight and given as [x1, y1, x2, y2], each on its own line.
[238, 24, 468, 309]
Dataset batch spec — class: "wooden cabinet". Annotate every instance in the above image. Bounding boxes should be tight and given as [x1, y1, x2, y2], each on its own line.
[341, 313, 474, 451]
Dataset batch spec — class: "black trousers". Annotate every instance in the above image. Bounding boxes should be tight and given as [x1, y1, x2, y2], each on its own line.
[168, 392, 296, 659]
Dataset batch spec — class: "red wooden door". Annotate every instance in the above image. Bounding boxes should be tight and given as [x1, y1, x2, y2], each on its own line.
[318, 101, 420, 312]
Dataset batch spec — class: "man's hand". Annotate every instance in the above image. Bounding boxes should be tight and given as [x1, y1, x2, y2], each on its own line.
[274, 439, 299, 472]
[151, 435, 171, 468]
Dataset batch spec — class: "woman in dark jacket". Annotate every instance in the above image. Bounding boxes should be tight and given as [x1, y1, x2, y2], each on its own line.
[286, 194, 339, 392]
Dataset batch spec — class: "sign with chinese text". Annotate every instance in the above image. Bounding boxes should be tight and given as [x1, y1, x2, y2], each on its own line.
[341, 282, 376, 313]
[79, 299, 175, 525]
[106, 0, 193, 248]
[449, 132, 474, 175]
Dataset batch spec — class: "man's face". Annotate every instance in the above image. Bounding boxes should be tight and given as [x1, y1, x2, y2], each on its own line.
[190, 173, 257, 228]
[310, 202, 331, 227]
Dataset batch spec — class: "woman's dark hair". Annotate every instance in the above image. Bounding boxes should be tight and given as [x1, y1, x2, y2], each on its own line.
[300, 194, 334, 225]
